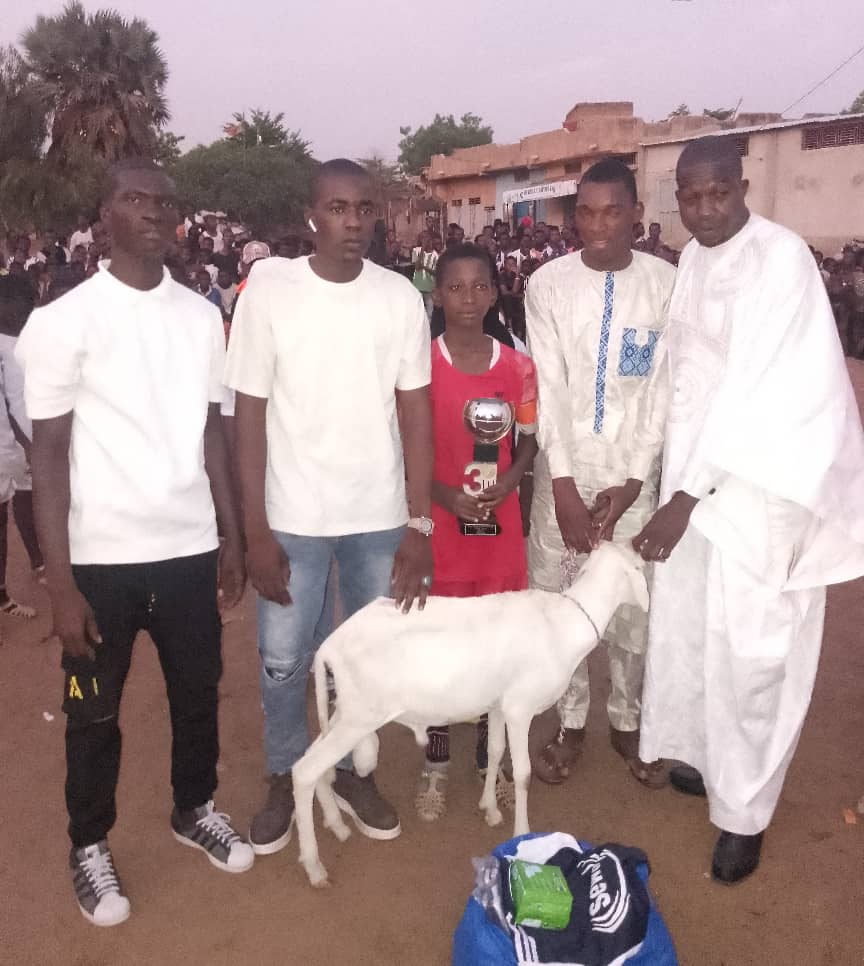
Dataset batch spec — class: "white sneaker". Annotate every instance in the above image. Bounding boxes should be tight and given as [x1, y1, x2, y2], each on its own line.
[172, 800, 254, 873]
[415, 768, 448, 822]
[69, 840, 131, 927]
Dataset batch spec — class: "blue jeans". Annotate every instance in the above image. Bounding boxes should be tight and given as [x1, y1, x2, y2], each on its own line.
[258, 527, 404, 775]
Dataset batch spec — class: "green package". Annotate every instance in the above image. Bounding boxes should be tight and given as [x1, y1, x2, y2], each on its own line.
[509, 859, 573, 931]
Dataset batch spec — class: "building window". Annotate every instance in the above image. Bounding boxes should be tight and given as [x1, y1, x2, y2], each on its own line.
[513, 168, 530, 182]
[732, 136, 749, 157]
[468, 198, 481, 234]
[449, 198, 463, 229]
[802, 120, 864, 150]
[564, 161, 582, 175]
[484, 206, 496, 226]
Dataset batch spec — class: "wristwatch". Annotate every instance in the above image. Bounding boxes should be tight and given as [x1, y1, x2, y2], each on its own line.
[407, 516, 435, 536]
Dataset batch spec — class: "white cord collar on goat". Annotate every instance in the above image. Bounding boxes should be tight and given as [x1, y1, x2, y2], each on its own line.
[568, 598, 600, 642]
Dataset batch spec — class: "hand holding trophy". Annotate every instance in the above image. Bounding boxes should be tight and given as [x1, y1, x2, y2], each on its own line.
[460, 397, 515, 536]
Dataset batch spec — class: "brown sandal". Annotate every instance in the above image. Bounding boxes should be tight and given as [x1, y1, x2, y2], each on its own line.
[533, 727, 585, 785]
[626, 757, 669, 790]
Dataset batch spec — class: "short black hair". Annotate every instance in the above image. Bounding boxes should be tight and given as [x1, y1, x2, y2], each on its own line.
[677, 135, 743, 183]
[434, 242, 495, 288]
[102, 158, 171, 203]
[310, 158, 372, 203]
[579, 157, 638, 205]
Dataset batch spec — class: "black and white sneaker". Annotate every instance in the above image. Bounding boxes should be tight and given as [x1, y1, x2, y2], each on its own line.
[171, 800, 254, 873]
[69, 840, 130, 927]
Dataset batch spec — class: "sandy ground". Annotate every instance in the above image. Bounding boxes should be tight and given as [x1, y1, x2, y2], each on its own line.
[2, 366, 863, 966]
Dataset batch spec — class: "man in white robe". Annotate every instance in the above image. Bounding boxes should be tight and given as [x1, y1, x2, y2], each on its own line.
[635, 135, 864, 884]
[526, 158, 675, 787]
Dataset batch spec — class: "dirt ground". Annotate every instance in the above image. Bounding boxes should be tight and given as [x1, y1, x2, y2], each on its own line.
[3, 367, 864, 966]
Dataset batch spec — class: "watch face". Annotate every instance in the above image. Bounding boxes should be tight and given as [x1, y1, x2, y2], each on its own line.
[420, 518, 433, 536]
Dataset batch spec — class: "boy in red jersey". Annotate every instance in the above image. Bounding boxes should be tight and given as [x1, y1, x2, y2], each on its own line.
[417, 243, 538, 821]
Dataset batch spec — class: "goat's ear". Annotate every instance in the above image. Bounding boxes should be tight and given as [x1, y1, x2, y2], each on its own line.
[631, 568, 650, 611]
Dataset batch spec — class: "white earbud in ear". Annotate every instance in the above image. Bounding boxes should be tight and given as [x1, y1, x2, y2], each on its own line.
[308, 219, 317, 233]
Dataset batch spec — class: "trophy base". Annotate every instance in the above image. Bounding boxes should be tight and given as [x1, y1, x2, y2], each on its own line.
[460, 520, 500, 537]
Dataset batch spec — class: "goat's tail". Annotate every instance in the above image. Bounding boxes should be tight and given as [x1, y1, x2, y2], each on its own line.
[314, 651, 331, 738]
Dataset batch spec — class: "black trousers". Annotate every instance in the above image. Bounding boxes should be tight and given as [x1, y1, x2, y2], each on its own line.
[63, 551, 222, 848]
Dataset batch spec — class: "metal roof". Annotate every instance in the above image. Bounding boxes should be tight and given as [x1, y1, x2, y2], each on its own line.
[640, 112, 864, 147]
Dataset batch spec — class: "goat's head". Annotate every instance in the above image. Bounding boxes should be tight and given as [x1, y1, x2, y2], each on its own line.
[565, 542, 650, 611]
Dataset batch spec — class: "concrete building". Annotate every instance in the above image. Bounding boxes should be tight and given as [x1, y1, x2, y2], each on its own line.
[425, 103, 722, 233]
[638, 113, 864, 254]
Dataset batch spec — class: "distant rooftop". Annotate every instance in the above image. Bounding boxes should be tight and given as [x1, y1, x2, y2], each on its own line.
[641, 112, 864, 147]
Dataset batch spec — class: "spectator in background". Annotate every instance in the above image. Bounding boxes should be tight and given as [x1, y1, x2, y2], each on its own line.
[69, 214, 94, 254]
[197, 268, 224, 310]
[412, 235, 439, 318]
[214, 269, 237, 317]
[850, 250, 864, 358]
[499, 254, 524, 336]
[200, 213, 223, 253]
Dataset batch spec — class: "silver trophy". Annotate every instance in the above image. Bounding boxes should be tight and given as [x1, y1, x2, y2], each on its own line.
[461, 398, 515, 536]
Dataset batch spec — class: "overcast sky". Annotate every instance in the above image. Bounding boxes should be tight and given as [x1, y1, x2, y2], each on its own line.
[3, 0, 862, 160]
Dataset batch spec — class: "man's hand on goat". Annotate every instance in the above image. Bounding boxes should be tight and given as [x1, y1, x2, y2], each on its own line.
[632, 490, 699, 562]
[391, 528, 433, 613]
[591, 478, 643, 542]
[552, 477, 598, 554]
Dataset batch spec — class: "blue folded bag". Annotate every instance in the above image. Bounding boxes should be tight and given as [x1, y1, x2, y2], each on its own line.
[452, 833, 678, 966]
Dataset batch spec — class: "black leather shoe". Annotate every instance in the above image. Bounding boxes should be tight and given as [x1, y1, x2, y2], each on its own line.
[711, 830, 763, 884]
[669, 764, 707, 797]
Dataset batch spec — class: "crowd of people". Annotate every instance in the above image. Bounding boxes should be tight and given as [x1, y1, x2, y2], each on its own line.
[1, 142, 863, 951]
[814, 243, 864, 357]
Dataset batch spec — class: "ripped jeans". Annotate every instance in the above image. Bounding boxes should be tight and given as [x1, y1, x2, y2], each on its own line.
[257, 527, 404, 776]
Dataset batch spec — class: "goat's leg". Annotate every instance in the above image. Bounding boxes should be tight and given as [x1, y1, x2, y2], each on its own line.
[479, 708, 506, 827]
[293, 725, 368, 887]
[505, 715, 532, 837]
[317, 769, 351, 843]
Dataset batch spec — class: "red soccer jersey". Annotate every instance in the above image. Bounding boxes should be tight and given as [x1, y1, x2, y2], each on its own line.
[430, 335, 537, 587]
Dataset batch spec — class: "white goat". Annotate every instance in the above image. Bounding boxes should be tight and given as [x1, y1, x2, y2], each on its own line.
[292, 542, 649, 886]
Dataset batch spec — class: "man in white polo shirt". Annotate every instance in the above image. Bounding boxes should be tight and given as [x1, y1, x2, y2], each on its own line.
[226, 158, 433, 855]
[17, 159, 253, 928]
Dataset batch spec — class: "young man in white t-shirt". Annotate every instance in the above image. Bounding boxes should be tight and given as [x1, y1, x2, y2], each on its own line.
[225, 158, 434, 856]
[17, 160, 253, 928]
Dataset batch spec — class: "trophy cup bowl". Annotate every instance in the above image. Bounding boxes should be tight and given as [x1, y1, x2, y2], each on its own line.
[463, 398, 515, 444]
[461, 398, 515, 536]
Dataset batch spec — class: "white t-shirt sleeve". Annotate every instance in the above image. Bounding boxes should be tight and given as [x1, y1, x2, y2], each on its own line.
[223, 272, 276, 399]
[15, 306, 83, 419]
[395, 291, 431, 391]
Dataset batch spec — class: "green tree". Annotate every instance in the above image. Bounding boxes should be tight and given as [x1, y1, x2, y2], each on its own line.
[667, 103, 691, 118]
[398, 112, 493, 175]
[358, 154, 405, 203]
[22, 1, 169, 164]
[155, 131, 185, 166]
[172, 139, 316, 231]
[843, 89, 864, 114]
[223, 109, 305, 150]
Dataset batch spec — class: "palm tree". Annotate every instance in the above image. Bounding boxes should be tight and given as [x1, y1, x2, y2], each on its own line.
[0, 46, 47, 166]
[22, 2, 169, 164]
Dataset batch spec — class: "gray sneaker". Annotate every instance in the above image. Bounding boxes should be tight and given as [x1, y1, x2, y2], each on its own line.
[333, 769, 401, 840]
[171, 800, 254, 873]
[69, 840, 130, 927]
[249, 773, 294, 855]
